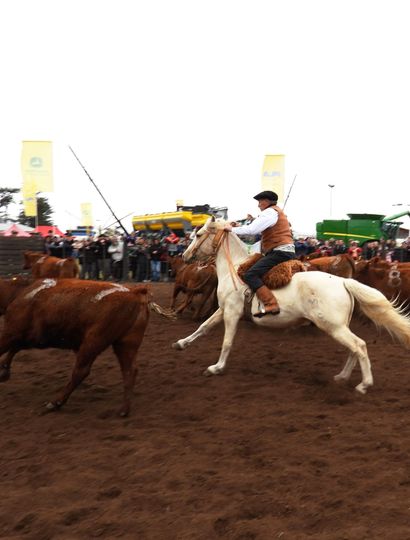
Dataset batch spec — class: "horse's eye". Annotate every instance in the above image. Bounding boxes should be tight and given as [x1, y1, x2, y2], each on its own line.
[196, 233, 202, 238]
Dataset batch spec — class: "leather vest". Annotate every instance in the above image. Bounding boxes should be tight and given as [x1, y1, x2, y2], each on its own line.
[261, 206, 294, 253]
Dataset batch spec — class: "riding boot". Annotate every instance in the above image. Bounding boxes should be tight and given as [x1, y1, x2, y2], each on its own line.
[253, 285, 280, 318]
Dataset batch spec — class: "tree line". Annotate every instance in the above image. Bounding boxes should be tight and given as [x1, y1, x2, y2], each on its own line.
[0, 187, 54, 227]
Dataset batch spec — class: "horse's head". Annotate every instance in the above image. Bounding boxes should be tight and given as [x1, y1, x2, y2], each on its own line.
[183, 217, 226, 263]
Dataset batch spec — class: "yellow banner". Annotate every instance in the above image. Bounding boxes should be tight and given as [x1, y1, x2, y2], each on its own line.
[261, 154, 285, 204]
[22, 178, 37, 217]
[80, 203, 93, 227]
[21, 140, 54, 192]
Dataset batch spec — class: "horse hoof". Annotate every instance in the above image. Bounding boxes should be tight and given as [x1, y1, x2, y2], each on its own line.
[355, 384, 367, 395]
[203, 367, 224, 376]
[172, 341, 184, 350]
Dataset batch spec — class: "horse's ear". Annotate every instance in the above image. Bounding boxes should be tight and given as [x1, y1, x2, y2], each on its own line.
[211, 216, 216, 222]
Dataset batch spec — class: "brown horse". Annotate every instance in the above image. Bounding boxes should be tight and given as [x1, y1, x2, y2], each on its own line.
[168, 256, 218, 319]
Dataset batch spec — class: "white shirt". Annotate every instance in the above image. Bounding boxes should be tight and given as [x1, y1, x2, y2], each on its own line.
[108, 240, 124, 261]
[233, 207, 278, 236]
[232, 206, 295, 253]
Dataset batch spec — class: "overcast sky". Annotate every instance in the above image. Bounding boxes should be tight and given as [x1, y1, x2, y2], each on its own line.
[1, 0, 409, 235]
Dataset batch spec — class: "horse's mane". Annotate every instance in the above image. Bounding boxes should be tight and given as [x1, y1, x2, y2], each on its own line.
[203, 217, 228, 231]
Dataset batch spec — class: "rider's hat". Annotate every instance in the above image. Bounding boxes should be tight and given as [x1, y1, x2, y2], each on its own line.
[253, 190, 278, 203]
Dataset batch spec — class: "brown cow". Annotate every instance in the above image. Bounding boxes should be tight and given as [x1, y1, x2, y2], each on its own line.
[355, 257, 410, 307]
[0, 277, 32, 316]
[168, 256, 218, 319]
[303, 254, 356, 278]
[23, 251, 79, 278]
[0, 279, 173, 416]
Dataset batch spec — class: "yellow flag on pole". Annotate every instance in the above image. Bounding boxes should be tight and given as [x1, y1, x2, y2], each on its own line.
[80, 203, 93, 227]
[261, 155, 285, 204]
[21, 141, 54, 192]
[22, 178, 37, 217]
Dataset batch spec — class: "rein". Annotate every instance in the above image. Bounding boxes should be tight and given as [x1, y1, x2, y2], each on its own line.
[189, 227, 243, 291]
[211, 230, 242, 291]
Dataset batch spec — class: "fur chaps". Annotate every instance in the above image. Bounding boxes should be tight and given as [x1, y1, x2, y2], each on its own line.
[237, 254, 306, 289]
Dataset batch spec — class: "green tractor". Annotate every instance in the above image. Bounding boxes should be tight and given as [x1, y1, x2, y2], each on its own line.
[316, 211, 410, 246]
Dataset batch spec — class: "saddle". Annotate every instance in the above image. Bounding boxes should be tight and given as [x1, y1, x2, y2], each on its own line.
[237, 254, 306, 290]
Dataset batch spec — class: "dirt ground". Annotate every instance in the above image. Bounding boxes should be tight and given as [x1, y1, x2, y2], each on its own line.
[1, 282, 410, 540]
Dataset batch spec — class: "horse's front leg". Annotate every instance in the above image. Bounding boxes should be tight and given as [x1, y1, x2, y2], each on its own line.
[204, 305, 242, 376]
[172, 308, 223, 350]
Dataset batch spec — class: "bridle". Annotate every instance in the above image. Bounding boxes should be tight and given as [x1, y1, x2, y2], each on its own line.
[188, 227, 242, 290]
[187, 228, 224, 259]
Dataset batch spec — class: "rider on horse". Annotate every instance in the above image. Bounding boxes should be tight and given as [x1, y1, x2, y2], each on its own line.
[224, 190, 296, 317]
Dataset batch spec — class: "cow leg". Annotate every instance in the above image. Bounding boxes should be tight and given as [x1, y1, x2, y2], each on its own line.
[46, 345, 101, 411]
[112, 337, 142, 417]
[172, 307, 223, 350]
[0, 349, 18, 382]
[0, 333, 21, 381]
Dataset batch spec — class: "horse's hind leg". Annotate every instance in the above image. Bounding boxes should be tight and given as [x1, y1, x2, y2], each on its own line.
[172, 307, 223, 350]
[175, 293, 194, 315]
[170, 286, 182, 310]
[334, 353, 356, 382]
[327, 326, 373, 394]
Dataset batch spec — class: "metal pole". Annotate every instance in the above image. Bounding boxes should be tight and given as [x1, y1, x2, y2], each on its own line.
[283, 175, 297, 210]
[68, 146, 129, 236]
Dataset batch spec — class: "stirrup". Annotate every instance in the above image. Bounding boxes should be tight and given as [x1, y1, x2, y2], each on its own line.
[253, 306, 280, 318]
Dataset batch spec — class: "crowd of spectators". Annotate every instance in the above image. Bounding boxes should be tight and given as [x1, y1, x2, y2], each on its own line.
[41, 226, 410, 283]
[42, 228, 192, 282]
[294, 236, 410, 262]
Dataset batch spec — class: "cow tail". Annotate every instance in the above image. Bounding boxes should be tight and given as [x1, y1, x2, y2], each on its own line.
[343, 279, 410, 348]
[149, 302, 177, 319]
[129, 285, 176, 319]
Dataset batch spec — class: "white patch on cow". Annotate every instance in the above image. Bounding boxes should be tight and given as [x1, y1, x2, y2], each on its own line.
[25, 278, 57, 299]
[91, 283, 130, 302]
[330, 255, 341, 270]
[388, 264, 402, 288]
[34, 256, 47, 265]
[57, 259, 65, 266]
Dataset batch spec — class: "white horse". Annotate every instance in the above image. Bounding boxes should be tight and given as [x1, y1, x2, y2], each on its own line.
[173, 218, 410, 394]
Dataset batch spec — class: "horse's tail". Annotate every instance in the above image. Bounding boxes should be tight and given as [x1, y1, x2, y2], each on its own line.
[344, 279, 410, 348]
